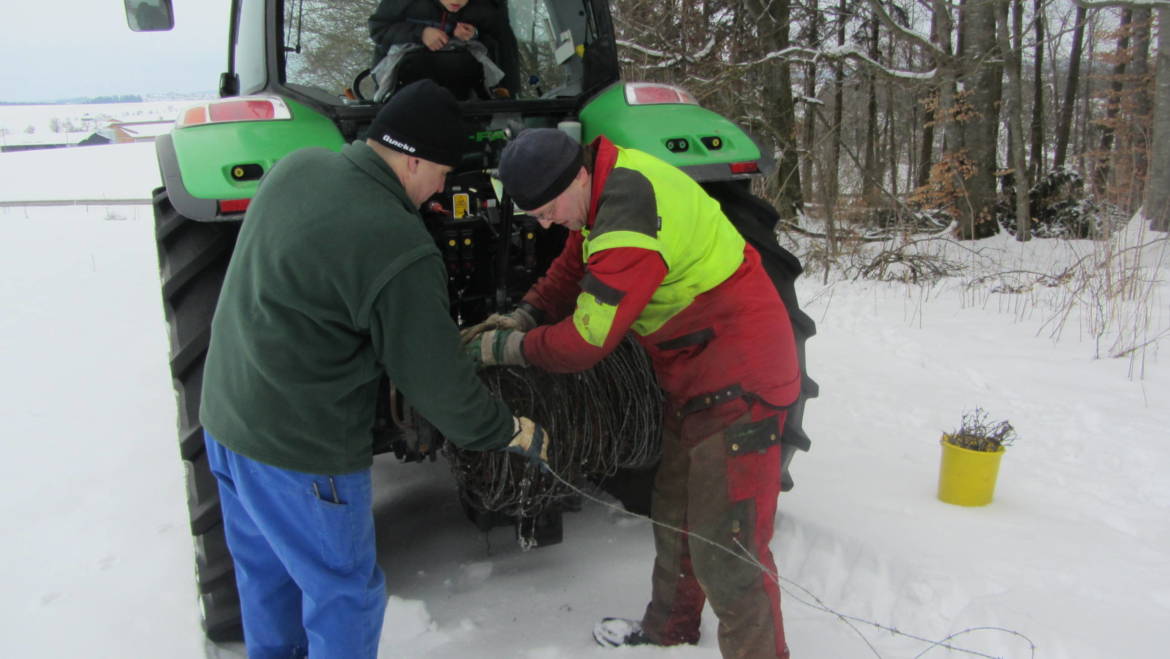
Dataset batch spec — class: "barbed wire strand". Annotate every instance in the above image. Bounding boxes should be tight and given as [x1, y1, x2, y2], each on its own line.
[544, 468, 1037, 659]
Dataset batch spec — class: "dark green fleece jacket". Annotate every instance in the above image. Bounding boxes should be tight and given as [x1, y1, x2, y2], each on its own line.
[200, 141, 513, 474]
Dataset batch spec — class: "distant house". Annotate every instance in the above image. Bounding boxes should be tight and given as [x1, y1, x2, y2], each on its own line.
[0, 119, 173, 152]
[78, 133, 111, 146]
[100, 120, 174, 144]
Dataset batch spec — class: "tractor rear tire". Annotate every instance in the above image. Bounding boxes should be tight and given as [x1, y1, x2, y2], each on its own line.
[152, 187, 244, 643]
[703, 180, 819, 490]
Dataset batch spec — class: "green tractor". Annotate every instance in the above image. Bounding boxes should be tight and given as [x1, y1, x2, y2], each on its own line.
[125, 0, 817, 643]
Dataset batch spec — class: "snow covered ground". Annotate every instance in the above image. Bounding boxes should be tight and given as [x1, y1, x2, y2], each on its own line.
[1, 133, 1167, 658]
[0, 101, 197, 148]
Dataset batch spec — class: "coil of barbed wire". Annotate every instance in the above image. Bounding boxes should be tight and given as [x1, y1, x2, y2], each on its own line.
[443, 337, 663, 519]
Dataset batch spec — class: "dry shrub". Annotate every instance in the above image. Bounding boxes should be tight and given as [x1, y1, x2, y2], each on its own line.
[909, 151, 977, 225]
[946, 408, 1018, 452]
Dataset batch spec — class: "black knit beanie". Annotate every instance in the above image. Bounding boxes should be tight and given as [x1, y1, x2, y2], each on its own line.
[498, 128, 584, 211]
[367, 80, 467, 168]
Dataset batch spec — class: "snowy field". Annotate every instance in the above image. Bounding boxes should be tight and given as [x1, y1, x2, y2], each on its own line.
[1, 128, 1168, 658]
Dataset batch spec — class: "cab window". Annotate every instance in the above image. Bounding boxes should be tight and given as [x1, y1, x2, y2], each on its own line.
[280, 0, 588, 102]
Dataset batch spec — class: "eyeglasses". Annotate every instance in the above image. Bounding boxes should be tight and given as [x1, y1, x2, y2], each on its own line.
[527, 200, 557, 225]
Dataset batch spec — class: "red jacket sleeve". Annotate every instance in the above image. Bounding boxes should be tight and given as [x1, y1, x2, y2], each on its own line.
[522, 246, 666, 373]
[521, 230, 584, 323]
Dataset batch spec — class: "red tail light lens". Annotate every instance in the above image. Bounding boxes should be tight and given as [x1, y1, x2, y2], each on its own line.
[177, 97, 292, 128]
[624, 83, 698, 106]
[209, 100, 277, 122]
[729, 161, 760, 175]
[181, 106, 208, 126]
[218, 199, 251, 215]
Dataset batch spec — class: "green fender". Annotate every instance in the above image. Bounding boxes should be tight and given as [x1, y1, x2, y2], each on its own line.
[578, 83, 764, 182]
[159, 97, 344, 221]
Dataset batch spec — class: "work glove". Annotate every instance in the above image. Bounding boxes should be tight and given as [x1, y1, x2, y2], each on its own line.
[464, 328, 528, 367]
[459, 306, 538, 346]
[506, 416, 550, 465]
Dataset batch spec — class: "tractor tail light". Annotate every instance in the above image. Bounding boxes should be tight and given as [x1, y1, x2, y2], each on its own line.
[218, 199, 251, 215]
[624, 83, 698, 106]
[729, 161, 760, 175]
[177, 97, 292, 128]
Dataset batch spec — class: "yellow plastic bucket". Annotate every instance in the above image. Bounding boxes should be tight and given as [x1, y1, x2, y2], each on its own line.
[937, 436, 1005, 506]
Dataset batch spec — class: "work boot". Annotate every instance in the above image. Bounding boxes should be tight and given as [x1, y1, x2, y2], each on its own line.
[593, 618, 655, 648]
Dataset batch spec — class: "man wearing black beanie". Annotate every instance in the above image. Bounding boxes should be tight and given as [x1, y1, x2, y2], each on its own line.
[199, 79, 552, 658]
[466, 127, 799, 658]
[367, 78, 470, 167]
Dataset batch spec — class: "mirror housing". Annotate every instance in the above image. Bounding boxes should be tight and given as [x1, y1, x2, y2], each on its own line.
[124, 0, 174, 32]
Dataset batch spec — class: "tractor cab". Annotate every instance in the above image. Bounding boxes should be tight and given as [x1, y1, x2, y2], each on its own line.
[125, 0, 763, 223]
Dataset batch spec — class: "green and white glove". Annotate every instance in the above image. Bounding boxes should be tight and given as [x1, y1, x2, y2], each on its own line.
[506, 416, 550, 465]
[464, 328, 527, 367]
[459, 306, 538, 346]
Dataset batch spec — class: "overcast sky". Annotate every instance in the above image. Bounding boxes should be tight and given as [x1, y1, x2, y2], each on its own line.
[0, 0, 232, 103]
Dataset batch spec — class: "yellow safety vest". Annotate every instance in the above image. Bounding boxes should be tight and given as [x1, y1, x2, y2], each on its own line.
[572, 147, 746, 346]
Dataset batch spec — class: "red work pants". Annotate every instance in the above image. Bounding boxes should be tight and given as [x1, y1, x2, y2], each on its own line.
[640, 414, 789, 658]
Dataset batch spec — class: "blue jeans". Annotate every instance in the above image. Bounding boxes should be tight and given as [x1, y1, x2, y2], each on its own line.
[204, 432, 386, 659]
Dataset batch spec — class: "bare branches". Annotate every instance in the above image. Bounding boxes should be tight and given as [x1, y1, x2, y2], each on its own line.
[615, 35, 717, 67]
[1073, 0, 1170, 8]
[864, 0, 947, 59]
[819, 45, 939, 81]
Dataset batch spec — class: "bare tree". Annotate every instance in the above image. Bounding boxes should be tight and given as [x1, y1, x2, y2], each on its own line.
[1146, 7, 1170, 230]
[826, 0, 847, 254]
[863, 11, 882, 204]
[1054, 6, 1088, 170]
[1029, 0, 1045, 178]
[284, 0, 373, 96]
[606, 0, 1164, 234]
[1000, 0, 1031, 239]
[1126, 7, 1153, 209]
[916, 2, 953, 189]
[744, 0, 806, 221]
[1093, 9, 1132, 199]
[800, 1, 821, 205]
[951, 0, 1004, 238]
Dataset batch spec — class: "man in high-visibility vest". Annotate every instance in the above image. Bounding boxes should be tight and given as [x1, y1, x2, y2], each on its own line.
[463, 128, 800, 658]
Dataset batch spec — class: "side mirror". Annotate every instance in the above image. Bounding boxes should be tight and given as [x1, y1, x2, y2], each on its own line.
[124, 0, 175, 32]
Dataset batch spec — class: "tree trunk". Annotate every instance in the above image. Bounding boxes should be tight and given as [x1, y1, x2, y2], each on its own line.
[1145, 7, 1170, 231]
[826, 0, 847, 258]
[746, 0, 804, 222]
[941, 0, 961, 154]
[1054, 6, 1087, 171]
[1077, 16, 1100, 174]
[1094, 9, 1131, 199]
[1129, 7, 1153, 210]
[886, 53, 899, 198]
[909, 102, 920, 190]
[917, 101, 936, 189]
[1028, 0, 1045, 179]
[954, 0, 1002, 239]
[1000, 0, 1030, 240]
[863, 15, 881, 204]
[916, 7, 946, 188]
[801, 2, 820, 207]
